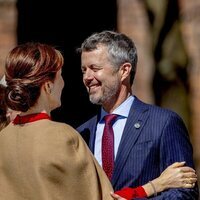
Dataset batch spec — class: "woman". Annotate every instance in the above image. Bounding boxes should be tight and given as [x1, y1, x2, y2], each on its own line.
[1, 42, 113, 200]
[0, 43, 196, 200]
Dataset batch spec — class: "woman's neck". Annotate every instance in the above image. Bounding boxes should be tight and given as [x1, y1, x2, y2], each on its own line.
[19, 105, 50, 116]
[19, 93, 52, 116]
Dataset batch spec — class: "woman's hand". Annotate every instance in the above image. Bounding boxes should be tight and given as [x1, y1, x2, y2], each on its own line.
[152, 161, 197, 192]
[110, 192, 127, 200]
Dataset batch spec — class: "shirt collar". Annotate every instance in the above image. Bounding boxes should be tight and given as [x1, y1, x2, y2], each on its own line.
[100, 95, 134, 122]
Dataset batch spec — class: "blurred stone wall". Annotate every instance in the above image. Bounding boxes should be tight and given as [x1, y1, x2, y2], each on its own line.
[117, 0, 155, 104]
[180, 0, 200, 187]
[0, 0, 17, 79]
[1, 0, 199, 191]
[118, 0, 200, 189]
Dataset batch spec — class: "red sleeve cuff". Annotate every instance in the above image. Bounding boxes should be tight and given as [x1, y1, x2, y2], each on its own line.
[115, 186, 147, 199]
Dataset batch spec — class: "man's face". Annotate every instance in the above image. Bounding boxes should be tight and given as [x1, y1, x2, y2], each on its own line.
[81, 45, 121, 108]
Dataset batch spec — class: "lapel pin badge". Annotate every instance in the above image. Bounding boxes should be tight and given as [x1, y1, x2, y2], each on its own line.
[134, 122, 141, 129]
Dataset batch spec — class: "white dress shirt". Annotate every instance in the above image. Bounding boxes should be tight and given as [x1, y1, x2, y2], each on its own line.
[94, 95, 134, 166]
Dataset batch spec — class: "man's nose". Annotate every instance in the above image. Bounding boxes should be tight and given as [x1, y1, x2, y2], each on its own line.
[83, 69, 94, 81]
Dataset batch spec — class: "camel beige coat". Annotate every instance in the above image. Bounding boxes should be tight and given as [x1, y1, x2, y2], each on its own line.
[0, 119, 113, 200]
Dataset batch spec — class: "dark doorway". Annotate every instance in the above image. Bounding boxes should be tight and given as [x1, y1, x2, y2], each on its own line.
[17, 0, 117, 127]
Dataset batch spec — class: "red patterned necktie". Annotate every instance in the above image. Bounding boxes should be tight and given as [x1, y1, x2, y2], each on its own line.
[102, 114, 118, 180]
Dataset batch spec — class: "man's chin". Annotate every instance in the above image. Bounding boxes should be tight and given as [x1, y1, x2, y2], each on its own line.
[89, 96, 102, 105]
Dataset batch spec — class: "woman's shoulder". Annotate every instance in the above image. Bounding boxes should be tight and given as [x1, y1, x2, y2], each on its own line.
[44, 120, 82, 140]
[44, 120, 76, 132]
[44, 120, 89, 153]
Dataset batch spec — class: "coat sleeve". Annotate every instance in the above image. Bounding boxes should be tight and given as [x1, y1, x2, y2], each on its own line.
[150, 113, 199, 199]
[115, 186, 147, 199]
[60, 124, 114, 200]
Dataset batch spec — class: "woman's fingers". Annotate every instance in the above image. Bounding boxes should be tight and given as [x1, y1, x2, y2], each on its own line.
[183, 182, 196, 188]
[158, 162, 197, 190]
[183, 177, 197, 184]
[181, 172, 197, 179]
[179, 176, 197, 188]
[177, 166, 196, 173]
[167, 162, 185, 169]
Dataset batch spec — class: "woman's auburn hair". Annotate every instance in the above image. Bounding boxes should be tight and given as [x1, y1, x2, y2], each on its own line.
[5, 42, 64, 112]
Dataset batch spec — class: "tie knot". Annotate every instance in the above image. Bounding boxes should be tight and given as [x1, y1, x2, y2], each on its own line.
[104, 114, 118, 125]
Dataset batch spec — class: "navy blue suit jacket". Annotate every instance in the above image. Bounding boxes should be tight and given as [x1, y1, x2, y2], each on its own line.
[77, 96, 199, 199]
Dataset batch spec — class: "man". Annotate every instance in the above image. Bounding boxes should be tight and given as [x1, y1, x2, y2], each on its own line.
[76, 30, 199, 199]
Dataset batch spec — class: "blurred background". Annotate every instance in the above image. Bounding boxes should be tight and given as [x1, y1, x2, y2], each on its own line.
[0, 0, 200, 191]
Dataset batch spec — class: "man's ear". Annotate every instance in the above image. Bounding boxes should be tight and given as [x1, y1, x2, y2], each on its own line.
[43, 81, 53, 94]
[120, 62, 132, 82]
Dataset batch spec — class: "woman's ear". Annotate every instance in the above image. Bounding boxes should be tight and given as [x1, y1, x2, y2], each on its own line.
[43, 81, 53, 94]
[120, 62, 132, 82]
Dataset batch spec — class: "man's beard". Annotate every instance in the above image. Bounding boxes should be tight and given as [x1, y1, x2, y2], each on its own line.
[88, 81, 120, 106]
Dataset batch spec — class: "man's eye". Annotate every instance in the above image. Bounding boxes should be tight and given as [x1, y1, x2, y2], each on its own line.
[91, 67, 101, 72]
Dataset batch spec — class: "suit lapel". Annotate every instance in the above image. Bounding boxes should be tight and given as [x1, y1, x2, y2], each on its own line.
[88, 117, 97, 153]
[111, 97, 149, 186]
[88, 113, 101, 153]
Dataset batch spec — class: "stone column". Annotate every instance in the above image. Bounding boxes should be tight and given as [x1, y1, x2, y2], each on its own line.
[117, 0, 155, 104]
[0, 0, 17, 79]
[179, 0, 200, 186]
[118, 0, 200, 187]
